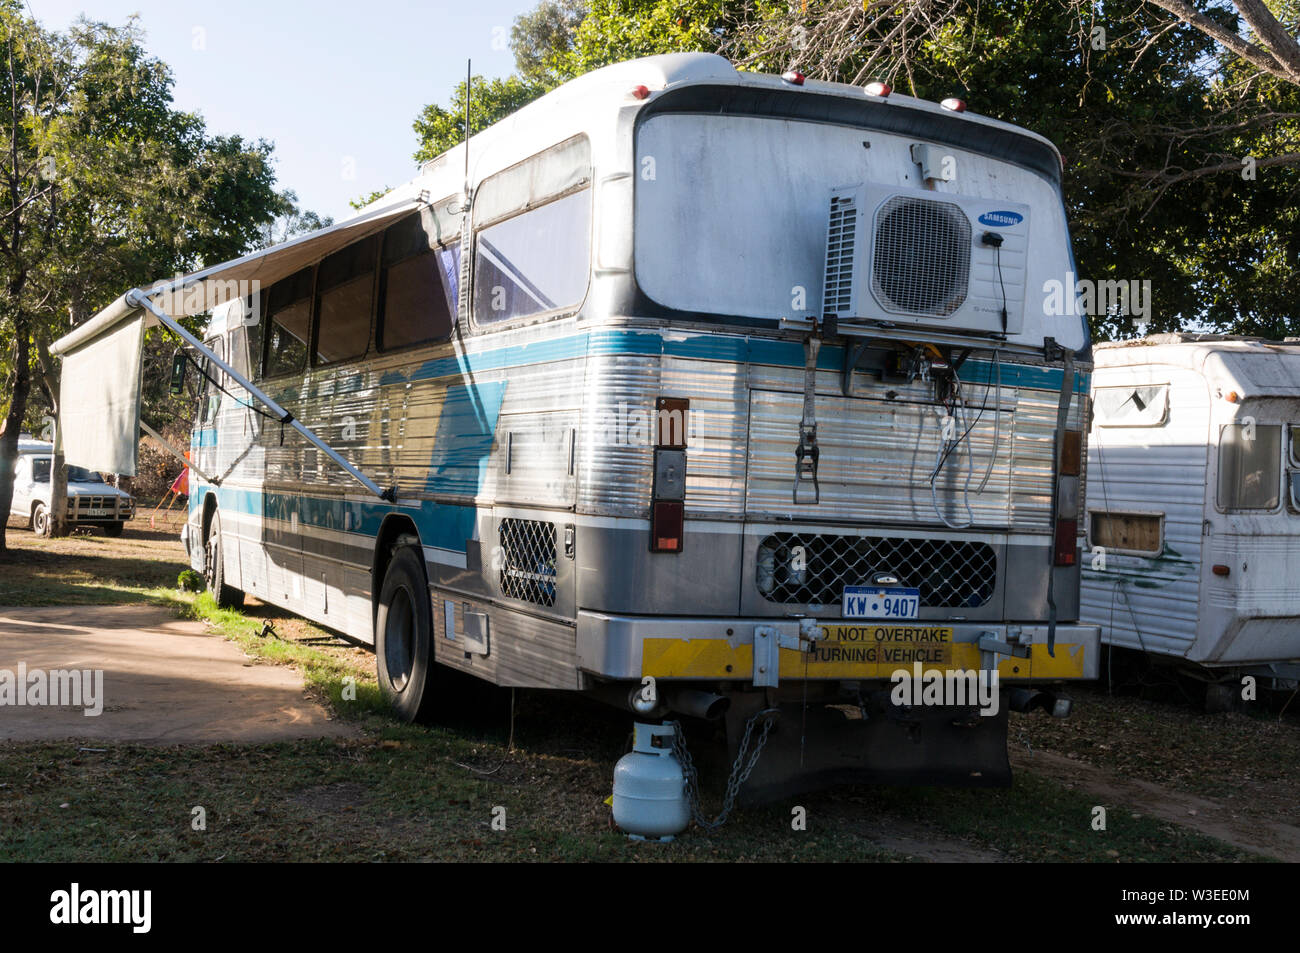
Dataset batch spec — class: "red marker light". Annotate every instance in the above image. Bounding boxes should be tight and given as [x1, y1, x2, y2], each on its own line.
[940, 97, 967, 112]
[782, 70, 805, 86]
[865, 81, 892, 97]
[1212, 564, 1231, 577]
[630, 85, 651, 100]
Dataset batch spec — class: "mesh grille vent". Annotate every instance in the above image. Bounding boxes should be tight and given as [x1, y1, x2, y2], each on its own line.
[871, 196, 971, 316]
[756, 533, 996, 608]
[822, 194, 857, 320]
[499, 519, 557, 607]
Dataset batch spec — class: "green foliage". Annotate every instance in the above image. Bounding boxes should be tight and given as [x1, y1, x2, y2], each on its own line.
[412, 75, 550, 164]
[177, 569, 204, 592]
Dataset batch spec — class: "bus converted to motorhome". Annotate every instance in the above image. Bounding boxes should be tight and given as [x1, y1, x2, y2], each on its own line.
[1082, 334, 1300, 699]
[52, 53, 1099, 801]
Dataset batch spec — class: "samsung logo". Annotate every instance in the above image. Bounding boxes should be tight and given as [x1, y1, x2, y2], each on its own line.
[978, 210, 1023, 227]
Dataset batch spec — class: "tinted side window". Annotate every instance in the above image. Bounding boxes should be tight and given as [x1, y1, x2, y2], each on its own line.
[471, 136, 592, 329]
[473, 189, 591, 326]
[200, 336, 224, 425]
[265, 267, 314, 378]
[315, 236, 378, 364]
[379, 209, 458, 351]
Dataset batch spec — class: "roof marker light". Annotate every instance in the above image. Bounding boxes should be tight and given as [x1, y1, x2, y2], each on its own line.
[864, 81, 892, 97]
[782, 70, 805, 86]
[940, 97, 967, 112]
[630, 85, 651, 100]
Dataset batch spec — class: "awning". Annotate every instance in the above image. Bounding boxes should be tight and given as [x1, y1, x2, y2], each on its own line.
[50, 195, 428, 481]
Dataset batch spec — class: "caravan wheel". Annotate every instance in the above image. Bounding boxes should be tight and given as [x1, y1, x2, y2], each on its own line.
[375, 546, 436, 723]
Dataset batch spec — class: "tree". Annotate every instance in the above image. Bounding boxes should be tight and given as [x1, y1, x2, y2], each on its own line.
[413, 75, 549, 163]
[511, 0, 587, 83]
[0, 8, 286, 551]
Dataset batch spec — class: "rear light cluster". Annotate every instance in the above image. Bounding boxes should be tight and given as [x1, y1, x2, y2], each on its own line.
[650, 397, 688, 553]
[1054, 429, 1083, 566]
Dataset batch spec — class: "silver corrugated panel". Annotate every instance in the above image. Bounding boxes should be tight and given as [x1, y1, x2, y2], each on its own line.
[660, 355, 749, 513]
[576, 353, 659, 512]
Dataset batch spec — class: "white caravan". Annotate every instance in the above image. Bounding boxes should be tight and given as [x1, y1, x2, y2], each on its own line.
[1082, 333, 1300, 689]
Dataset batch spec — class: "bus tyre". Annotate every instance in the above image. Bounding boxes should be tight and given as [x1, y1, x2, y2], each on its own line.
[31, 503, 48, 536]
[375, 546, 436, 723]
[204, 509, 245, 609]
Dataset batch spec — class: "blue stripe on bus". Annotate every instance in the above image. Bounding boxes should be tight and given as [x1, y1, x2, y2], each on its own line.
[193, 484, 478, 555]
[426, 381, 507, 495]
[192, 428, 218, 447]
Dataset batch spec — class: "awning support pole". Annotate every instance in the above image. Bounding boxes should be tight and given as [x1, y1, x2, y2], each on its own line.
[140, 420, 219, 485]
[126, 289, 397, 503]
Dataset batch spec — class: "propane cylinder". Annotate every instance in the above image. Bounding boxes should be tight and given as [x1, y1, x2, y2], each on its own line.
[612, 722, 690, 841]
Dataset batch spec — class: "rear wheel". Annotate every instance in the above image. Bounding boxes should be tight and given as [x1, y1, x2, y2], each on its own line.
[375, 546, 436, 722]
[31, 503, 49, 536]
[204, 509, 245, 609]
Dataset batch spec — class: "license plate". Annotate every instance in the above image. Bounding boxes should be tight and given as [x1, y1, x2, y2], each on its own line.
[842, 585, 920, 620]
[84, 509, 109, 517]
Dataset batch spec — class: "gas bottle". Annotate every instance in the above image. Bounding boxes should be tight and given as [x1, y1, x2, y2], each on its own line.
[612, 722, 690, 841]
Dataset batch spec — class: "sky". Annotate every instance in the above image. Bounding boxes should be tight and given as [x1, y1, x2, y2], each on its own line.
[29, 0, 534, 222]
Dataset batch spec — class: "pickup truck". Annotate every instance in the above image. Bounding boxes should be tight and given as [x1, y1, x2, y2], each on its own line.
[8, 439, 135, 536]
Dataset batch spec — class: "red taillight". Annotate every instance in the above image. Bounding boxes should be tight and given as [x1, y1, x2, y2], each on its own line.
[651, 501, 684, 553]
[630, 85, 651, 100]
[1059, 429, 1082, 476]
[940, 97, 967, 112]
[782, 70, 805, 86]
[1054, 518, 1078, 566]
[865, 81, 892, 97]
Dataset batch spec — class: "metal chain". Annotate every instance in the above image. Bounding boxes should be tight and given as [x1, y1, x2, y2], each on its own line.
[671, 708, 780, 831]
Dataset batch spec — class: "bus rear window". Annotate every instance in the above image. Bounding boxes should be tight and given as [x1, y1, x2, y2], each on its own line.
[1218, 422, 1281, 510]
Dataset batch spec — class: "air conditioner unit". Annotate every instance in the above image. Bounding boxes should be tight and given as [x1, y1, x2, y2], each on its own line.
[821, 184, 1030, 337]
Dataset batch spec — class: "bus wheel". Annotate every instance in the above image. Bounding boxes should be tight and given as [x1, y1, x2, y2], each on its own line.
[375, 546, 435, 723]
[204, 509, 245, 609]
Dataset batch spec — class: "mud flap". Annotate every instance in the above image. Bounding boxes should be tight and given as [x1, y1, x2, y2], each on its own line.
[725, 692, 1011, 806]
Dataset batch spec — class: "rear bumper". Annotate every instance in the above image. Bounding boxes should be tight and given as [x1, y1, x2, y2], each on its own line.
[577, 611, 1100, 684]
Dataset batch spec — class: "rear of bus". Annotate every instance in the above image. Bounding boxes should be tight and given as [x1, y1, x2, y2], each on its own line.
[575, 58, 1099, 791]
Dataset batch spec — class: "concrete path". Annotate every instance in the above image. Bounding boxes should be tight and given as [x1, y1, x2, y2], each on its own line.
[0, 604, 354, 744]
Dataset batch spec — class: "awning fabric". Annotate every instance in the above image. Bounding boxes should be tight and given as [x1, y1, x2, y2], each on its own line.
[56, 309, 146, 475]
[50, 197, 428, 474]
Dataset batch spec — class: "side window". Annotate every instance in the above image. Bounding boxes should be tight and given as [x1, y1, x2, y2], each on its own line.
[265, 267, 314, 378]
[1288, 425, 1300, 512]
[378, 207, 459, 351]
[314, 235, 378, 365]
[472, 136, 592, 328]
[1218, 422, 1281, 510]
[199, 336, 224, 425]
[1088, 510, 1163, 557]
[245, 293, 264, 380]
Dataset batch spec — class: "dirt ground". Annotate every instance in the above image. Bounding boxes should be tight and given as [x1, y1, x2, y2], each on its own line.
[1, 521, 1296, 862]
[0, 603, 353, 744]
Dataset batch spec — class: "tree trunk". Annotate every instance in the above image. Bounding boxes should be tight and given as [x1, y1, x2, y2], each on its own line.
[35, 334, 69, 536]
[0, 324, 33, 556]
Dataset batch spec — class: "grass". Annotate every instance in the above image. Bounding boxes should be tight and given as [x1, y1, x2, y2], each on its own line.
[0, 523, 1278, 862]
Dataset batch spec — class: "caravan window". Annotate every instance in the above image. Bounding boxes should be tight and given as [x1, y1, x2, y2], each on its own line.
[1093, 384, 1169, 427]
[379, 206, 459, 351]
[1088, 511, 1163, 556]
[472, 136, 592, 328]
[1218, 422, 1281, 511]
[265, 267, 314, 378]
[314, 236, 378, 364]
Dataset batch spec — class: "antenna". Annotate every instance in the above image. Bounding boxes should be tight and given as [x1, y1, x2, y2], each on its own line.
[463, 59, 471, 199]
